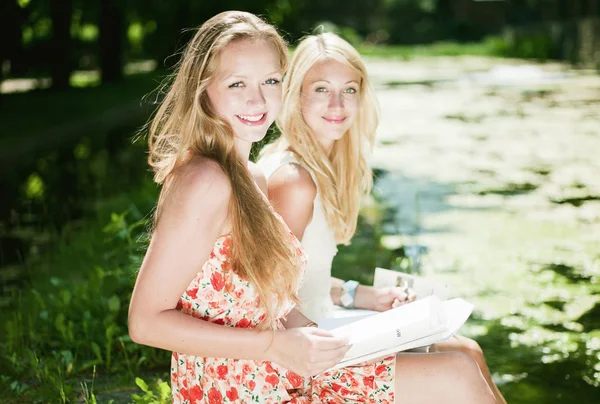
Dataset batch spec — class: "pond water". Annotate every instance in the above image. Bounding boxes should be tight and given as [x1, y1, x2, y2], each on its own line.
[337, 56, 600, 403]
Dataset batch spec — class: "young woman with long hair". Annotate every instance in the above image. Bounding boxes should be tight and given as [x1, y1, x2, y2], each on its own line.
[260, 32, 505, 403]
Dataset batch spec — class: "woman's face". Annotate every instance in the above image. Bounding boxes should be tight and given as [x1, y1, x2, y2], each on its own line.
[300, 59, 360, 151]
[207, 39, 283, 145]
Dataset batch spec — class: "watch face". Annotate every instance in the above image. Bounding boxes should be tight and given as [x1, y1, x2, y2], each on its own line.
[340, 293, 354, 308]
[343, 280, 359, 291]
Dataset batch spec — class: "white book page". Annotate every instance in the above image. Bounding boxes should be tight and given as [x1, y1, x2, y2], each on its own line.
[373, 267, 450, 300]
[327, 296, 447, 362]
[318, 311, 377, 331]
[328, 298, 473, 370]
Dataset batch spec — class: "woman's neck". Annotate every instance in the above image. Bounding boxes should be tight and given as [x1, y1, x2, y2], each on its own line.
[234, 138, 252, 164]
[317, 137, 335, 156]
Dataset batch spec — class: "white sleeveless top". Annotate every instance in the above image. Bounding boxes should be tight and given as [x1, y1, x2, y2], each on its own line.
[259, 151, 338, 322]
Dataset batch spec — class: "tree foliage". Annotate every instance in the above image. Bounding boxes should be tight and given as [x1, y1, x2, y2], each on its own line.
[1, 0, 597, 89]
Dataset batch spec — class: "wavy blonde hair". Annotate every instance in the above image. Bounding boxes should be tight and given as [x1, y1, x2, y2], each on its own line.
[263, 33, 378, 244]
[146, 11, 300, 326]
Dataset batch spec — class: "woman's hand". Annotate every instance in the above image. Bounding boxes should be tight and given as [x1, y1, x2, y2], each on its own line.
[375, 286, 417, 311]
[356, 285, 416, 312]
[266, 327, 351, 377]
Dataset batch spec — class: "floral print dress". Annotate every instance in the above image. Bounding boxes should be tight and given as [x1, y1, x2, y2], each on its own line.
[171, 216, 396, 403]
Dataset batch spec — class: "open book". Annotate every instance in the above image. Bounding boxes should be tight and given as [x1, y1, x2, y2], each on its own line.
[317, 268, 470, 370]
[321, 295, 473, 370]
[319, 296, 473, 369]
[318, 268, 452, 330]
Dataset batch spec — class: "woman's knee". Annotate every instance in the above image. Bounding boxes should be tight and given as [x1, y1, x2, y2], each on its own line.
[446, 351, 479, 372]
[397, 351, 480, 380]
[457, 337, 485, 363]
[446, 352, 494, 399]
[459, 335, 483, 352]
[395, 352, 493, 403]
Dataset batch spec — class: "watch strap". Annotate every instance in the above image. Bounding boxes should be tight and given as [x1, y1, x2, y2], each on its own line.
[340, 280, 359, 309]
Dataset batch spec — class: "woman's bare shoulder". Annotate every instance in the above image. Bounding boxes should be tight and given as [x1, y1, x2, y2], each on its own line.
[162, 156, 232, 215]
[267, 162, 317, 207]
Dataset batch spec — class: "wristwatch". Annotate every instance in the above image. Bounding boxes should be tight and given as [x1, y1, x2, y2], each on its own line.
[340, 280, 359, 309]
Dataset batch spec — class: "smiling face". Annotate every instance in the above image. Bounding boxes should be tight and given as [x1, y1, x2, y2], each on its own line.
[300, 59, 360, 151]
[206, 39, 283, 146]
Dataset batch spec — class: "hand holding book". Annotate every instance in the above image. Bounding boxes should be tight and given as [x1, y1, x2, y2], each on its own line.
[372, 267, 450, 300]
[318, 268, 471, 371]
[320, 295, 473, 370]
[371, 286, 417, 311]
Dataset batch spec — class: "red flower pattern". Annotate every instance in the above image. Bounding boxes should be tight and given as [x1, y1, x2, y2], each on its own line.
[247, 379, 256, 391]
[235, 318, 251, 328]
[242, 363, 252, 375]
[210, 272, 225, 291]
[207, 387, 223, 404]
[216, 365, 228, 380]
[170, 229, 395, 403]
[265, 373, 279, 387]
[226, 387, 239, 401]
[187, 287, 199, 299]
[265, 362, 277, 374]
[189, 385, 203, 402]
[375, 364, 387, 376]
[286, 370, 303, 388]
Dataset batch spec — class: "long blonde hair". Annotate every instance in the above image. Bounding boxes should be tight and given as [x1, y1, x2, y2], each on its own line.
[146, 11, 300, 326]
[264, 33, 378, 244]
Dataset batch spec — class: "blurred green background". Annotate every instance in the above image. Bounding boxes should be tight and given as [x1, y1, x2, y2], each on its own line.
[1, 0, 600, 403]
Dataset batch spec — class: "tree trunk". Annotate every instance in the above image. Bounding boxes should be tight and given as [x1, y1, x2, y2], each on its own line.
[50, 0, 73, 91]
[585, 0, 599, 16]
[0, 0, 23, 106]
[100, 0, 124, 83]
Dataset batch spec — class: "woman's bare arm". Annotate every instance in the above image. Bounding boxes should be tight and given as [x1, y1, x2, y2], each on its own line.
[128, 158, 272, 360]
[282, 308, 316, 328]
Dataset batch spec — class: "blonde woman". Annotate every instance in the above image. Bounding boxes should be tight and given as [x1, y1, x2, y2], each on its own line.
[260, 32, 504, 403]
[259, 32, 403, 323]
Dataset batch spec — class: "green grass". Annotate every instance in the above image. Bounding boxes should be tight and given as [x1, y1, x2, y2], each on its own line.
[0, 139, 170, 402]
